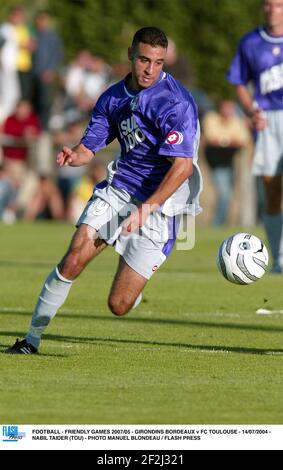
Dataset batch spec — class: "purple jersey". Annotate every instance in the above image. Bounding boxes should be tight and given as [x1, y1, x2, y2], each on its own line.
[227, 27, 283, 110]
[81, 72, 198, 201]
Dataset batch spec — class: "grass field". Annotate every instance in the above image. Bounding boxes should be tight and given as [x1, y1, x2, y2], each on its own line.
[0, 221, 282, 424]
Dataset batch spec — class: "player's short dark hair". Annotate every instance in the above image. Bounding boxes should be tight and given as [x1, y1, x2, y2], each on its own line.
[132, 27, 168, 50]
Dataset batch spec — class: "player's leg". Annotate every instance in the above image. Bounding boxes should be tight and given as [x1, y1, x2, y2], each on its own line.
[109, 211, 181, 316]
[108, 257, 147, 316]
[58, 223, 107, 279]
[252, 112, 283, 273]
[5, 224, 107, 353]
[262, 175, 282, 272]
[5, 184, 135, 354]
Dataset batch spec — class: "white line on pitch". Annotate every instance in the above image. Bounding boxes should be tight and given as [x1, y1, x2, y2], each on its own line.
[256, 309, 283, 315]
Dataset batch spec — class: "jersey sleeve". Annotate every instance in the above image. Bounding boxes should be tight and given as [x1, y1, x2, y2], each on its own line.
[80, 93, 117, 153]
[157, 100, 198, 158]
[226, 38, 252, 85]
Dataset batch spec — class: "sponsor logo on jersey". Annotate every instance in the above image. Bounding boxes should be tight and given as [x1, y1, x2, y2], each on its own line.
[260, 62, 283, 94]
[166, 131, 184, 145]
[118, 116, 145, 153]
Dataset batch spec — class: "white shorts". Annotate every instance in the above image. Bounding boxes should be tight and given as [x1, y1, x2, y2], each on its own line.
[252, 110, 283, 176]
[76, 184, 180, 279]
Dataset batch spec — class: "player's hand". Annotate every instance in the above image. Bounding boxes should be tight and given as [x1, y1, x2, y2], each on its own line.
[56, 146, 79, 167]
[251, 108, 267, 131]
[122, 210, 143, 235]
[122, 205, 151, 235]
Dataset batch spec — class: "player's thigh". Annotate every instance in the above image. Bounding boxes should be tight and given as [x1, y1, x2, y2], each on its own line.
[68, 223, 106, 252]
[59, 223, 107, 271]
[109, 256, 148, 306]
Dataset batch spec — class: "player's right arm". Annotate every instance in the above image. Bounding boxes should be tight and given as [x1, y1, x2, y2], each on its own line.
[56, 143, 94, 167]
[227, 33, 267, 131]
[236, 85, 267, 131]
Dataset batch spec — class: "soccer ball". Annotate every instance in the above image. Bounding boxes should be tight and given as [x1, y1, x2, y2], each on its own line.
[217, 233, 269, 285]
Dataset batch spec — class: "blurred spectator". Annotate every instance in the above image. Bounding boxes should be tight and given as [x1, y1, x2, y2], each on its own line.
[2, 99, 41, 187]
[202, 100, 251, 225]
[24, 175, 64, 221]
[190, 88, 214, 121]
[0, 8, 21, 122]
[164, 38, 213, 119]
[53, 120, 88, 221]
[164, 38, 192, 88]
[32, 11, 64, 129]
[13, 6, 35, 100]
[64, 50, 111, 119]
[0, 163, 17, 223]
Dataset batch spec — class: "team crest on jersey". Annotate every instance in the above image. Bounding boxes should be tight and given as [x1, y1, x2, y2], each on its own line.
[272, 46, 281, 56]
[166, 131, 184, 145]
[130, 96, 139, 111]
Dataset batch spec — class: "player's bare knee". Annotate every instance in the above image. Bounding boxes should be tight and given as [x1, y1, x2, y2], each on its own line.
[108, 297, 129, 316]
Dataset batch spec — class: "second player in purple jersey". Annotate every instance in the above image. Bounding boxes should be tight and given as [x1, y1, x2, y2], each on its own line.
[227, 0, 283, 274]
[227, 27, 283, 110]
[81, 71, 198, 201]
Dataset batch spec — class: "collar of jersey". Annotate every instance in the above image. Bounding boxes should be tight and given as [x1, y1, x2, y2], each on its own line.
[123, 71, 167, 97]
[259, 26, 283, 43]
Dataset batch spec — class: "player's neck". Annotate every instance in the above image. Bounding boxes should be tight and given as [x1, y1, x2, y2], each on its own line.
[127, 74, 141, 92]
[266, 23, 283, 36]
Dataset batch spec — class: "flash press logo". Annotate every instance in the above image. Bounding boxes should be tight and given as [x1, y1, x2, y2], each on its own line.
[2, 425, 26, 442]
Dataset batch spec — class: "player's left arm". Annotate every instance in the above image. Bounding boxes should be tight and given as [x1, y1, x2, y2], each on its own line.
[122, 157, 193, 234]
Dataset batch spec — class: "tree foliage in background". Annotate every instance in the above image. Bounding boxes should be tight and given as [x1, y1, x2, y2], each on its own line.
[1, 0, 263, 101]
[183, 0, 262, 99]
[0, 0, 47, 21]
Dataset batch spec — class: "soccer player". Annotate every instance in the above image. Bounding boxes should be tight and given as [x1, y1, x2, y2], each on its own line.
[5, 27, 202, 354]
[227, 0, 283, 272]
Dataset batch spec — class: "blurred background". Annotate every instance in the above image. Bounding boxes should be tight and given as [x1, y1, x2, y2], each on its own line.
[0, 0, 263, 227]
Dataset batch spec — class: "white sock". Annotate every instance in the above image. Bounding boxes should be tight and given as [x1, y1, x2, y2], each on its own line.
[25, 267, 73, 349]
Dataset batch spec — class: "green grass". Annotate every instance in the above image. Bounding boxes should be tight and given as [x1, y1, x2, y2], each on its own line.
[0, 222, 283, 424]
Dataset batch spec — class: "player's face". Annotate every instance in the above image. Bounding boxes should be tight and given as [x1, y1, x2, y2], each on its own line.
[128, 42, 166, 91]
[263, 0, 283, 28]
